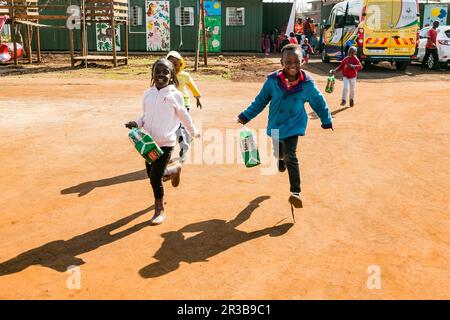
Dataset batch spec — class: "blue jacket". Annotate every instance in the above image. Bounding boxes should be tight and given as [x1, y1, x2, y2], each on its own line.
[238, 71, 332, 140]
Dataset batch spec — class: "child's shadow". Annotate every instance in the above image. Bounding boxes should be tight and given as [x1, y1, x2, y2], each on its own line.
[309, 106, 351, 120]
[139, 196, 293, 278]
[61, 170, 147, 197]
[0, 206, 154, 276]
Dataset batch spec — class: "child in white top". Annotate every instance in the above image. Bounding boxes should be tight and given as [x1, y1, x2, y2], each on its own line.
[125, 59, 199, 225]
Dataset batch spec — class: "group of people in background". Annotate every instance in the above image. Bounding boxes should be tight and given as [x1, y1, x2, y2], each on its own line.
[262, 17, 319, 63]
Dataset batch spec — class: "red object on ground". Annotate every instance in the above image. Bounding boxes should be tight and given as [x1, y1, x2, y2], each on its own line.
[0, 43, 24, 63]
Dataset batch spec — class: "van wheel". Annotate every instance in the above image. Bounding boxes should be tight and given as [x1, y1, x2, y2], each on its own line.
[395, 61, 408, 71]
[321, 50, 330, 63]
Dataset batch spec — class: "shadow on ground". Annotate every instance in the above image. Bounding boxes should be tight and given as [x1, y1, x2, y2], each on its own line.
[139, 196, 294, 278]
[0, 206, 154, 276]
[61, 170, 147, 197]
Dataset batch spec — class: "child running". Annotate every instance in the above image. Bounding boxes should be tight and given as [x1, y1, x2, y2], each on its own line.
[301, 38, 313, 64]
[125, 59, 200, 225]
[331, 46, 363, 107]
[237, 44, 333, 208]
[166, 51, 202, 163]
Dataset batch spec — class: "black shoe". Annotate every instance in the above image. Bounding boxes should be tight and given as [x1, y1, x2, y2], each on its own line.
[289, 193, 303, 208]
[350, 99, 354, 107]
[340, 100, 346, 106]
[171, 165, 182, 188]
[278, 159, 286, 172]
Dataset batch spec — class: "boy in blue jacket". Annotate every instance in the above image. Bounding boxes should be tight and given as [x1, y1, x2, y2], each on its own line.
[237, 44, 333, 208]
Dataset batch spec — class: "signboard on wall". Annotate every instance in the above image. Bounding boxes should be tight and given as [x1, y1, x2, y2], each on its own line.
[423, 4, 448, 27]
[200, 1, 222, 53]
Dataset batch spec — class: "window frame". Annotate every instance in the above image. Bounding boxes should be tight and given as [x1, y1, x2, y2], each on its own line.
[175, 6, 195, 27]
[226, 7, 245, 27]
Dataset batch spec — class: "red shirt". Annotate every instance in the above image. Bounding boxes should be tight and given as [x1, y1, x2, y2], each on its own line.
[426, 28, 438, 49]
[278, 70, 304, 90]
[289, 37, 298, 44]
[335, 56, 363, 79]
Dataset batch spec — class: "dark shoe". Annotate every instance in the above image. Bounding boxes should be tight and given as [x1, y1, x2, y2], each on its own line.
[170, 165, 182, 188]
[340, 100, 346, 106]
[350, 99, 354, 107]
[289, 193, 303, 208]
[151, 198, 166, 225]
[278, 159, 286, 172]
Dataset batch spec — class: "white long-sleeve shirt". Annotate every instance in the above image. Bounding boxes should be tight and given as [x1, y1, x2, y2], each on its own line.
[135, 85, 199, 147]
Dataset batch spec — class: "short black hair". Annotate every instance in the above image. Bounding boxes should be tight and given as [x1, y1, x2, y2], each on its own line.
[281, 43, 303, 59]
[290, 32, 295, 37]
[151, 58, 179, 87]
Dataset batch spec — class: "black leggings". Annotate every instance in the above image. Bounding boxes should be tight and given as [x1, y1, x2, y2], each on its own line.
[145, 146, 174, 199]
[273, 135, 301, 193]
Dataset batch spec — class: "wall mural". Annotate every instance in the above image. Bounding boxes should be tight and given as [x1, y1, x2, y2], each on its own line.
[146, 0, 171, 52]
[96, 23, 121, 52]
[200, 1, 222, 53]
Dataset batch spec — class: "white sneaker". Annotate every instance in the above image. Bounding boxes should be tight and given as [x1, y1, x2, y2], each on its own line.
[150, 212, 166, 225]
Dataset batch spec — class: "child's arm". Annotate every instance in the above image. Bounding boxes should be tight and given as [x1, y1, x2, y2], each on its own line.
[186, 73, 202, 108]
[354, 57, 363, 71]
[307, 81, 333, 129]
[237, 79, 272, 124]
[173, 92, 200, 138]
[333, 58, 347, 73]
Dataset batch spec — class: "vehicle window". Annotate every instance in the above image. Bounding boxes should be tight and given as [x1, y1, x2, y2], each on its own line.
[445, 30, 450, 38]
[327, 7, 337, 27]
[334, 6, 346, 28]
[347, 0, 362, 26]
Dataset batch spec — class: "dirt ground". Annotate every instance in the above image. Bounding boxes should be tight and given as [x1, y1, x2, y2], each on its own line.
[0, 55, 449, 299]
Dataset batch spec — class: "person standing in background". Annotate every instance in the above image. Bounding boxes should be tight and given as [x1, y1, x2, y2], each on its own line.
[421, 21, 441, 71]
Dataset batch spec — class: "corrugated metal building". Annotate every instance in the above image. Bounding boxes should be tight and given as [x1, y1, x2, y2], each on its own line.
[33, 0, 294, 52]
[262, 2, 293, 34]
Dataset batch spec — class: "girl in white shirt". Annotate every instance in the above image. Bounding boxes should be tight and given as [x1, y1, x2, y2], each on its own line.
[125, 59, 199, 225]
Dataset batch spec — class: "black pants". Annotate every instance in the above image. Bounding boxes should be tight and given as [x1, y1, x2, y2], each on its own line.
[422, 48, 440, 69]
[145, 146, 174, 199]
[273, 136, 301, 193]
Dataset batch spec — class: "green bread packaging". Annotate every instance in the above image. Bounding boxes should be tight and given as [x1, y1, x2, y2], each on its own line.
[240, 126, 261, 168]
[128, 128, 164, 164]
